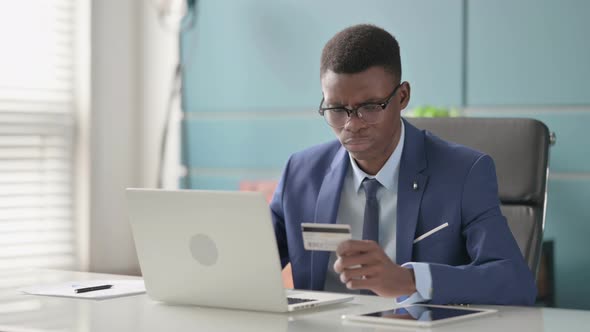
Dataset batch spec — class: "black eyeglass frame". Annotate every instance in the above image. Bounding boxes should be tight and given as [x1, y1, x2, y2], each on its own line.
[317, 83, 403, 127]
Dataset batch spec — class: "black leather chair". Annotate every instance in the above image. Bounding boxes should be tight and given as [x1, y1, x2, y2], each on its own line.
[407, 117, 551, 278]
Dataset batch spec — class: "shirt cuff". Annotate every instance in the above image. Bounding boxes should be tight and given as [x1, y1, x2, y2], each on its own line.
[396, 262, 432, 304]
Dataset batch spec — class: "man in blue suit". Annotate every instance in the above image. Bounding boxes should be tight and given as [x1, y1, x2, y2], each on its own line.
[270, 24, 536, 305]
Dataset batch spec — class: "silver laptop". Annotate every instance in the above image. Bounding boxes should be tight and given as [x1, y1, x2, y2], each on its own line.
[126, 189, 353, 312]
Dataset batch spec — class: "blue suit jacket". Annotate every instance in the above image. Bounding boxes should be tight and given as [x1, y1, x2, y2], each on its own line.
[270, 118, 537, 305]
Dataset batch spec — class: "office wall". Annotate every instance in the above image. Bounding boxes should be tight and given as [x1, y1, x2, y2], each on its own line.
[180, 0, 463, 188]
[90, 0, 141, 275]
[89, 0, 178, 275]
[467, 0, 590, 106]
[180, 0, 590, 309]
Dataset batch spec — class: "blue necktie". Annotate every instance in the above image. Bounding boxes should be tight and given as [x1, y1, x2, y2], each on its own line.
[361, 178, 381, 296]
[362, 178, 381, 243]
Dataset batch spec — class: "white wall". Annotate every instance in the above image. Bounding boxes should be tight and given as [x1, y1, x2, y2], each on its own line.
[138, 1, 182, 189]
[89, 0, 178, 275]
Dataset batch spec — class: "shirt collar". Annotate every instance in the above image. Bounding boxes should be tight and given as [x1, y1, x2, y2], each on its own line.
[349, 119, 405, 192]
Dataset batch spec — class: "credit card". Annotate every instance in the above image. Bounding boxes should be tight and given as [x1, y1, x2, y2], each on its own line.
[301, 223, 351, 251]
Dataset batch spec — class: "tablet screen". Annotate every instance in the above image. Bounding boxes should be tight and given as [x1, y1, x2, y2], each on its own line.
[362, 305, 487, 322]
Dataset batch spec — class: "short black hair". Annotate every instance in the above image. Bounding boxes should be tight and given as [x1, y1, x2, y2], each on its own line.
[320, 24, 401, 80]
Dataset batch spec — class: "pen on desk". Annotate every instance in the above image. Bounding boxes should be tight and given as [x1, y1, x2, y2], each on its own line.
[75, 284, 113, 294]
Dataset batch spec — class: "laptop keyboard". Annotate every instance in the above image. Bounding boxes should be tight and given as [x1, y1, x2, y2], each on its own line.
[287, 297, 316, 305]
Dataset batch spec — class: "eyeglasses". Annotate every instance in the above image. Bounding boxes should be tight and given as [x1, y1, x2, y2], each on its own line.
[318, 83, 402, 128]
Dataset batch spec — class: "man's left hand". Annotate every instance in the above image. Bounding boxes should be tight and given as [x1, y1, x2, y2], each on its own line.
[334, 240, 416, 298]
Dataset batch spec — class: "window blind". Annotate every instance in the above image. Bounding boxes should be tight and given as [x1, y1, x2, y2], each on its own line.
[0, 1, 77, 270]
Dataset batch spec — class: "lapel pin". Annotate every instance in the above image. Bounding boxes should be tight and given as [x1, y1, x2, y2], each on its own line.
[412, 181, 419, 191]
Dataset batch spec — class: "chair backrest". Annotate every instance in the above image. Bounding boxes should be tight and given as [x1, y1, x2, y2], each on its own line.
[407, 117, 551, 277]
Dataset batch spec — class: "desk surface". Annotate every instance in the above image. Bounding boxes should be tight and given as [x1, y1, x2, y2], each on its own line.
[0, 269, 588, 332]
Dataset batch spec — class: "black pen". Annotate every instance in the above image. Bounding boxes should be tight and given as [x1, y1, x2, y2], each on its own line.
[75, 284, 113, 294]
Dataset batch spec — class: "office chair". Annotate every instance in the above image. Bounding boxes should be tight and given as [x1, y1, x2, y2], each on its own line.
[407, 117, 552, 279]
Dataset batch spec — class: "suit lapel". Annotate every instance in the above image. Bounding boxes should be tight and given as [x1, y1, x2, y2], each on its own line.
[396, 119, 429, 264]
[310, 147, 349, 290]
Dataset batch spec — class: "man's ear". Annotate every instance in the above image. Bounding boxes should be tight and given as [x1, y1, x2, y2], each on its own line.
[399, 81, 411, 108]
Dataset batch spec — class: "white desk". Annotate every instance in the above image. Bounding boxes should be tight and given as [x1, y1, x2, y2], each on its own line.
[0, 269, 588, 332]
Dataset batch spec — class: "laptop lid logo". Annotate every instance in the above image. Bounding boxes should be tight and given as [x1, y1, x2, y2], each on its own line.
[189, 234, 218, 266]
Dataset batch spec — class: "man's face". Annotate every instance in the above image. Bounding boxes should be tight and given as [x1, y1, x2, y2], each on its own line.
[320, 66, 410, 171]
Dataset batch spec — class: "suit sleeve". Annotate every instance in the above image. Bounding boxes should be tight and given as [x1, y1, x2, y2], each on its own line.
[270, 156, 291, 269]
[428, 154, 537, 305]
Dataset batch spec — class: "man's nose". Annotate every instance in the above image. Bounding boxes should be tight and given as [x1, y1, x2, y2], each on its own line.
[343, 112, 367, 132]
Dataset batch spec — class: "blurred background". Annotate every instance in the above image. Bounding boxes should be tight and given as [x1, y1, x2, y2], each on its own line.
[0, 0, 588, 311]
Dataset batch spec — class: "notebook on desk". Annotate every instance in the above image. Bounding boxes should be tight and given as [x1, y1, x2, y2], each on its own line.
[126, 189, 353, 312]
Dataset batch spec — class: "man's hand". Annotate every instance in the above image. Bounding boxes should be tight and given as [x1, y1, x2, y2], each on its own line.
[334, 240, 416, 298]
